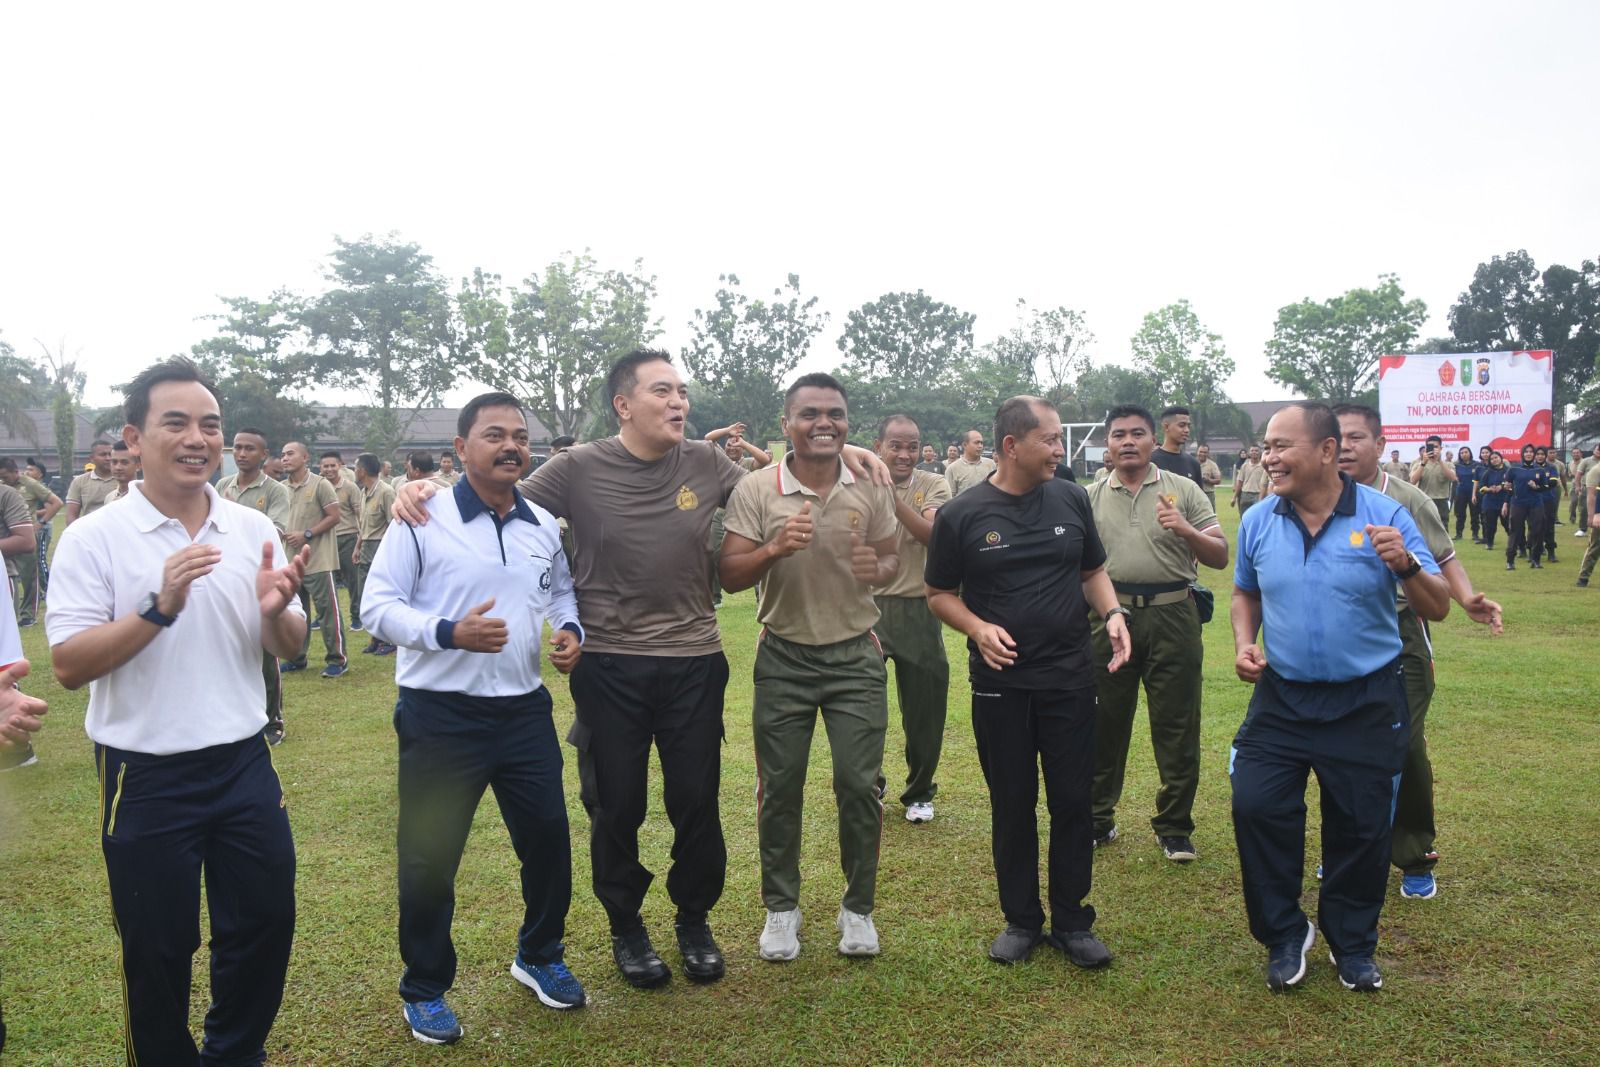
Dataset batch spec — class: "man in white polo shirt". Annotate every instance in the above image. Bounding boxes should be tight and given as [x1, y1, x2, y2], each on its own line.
[46, 357, 308, 1067]
[362, 391, 587, 1045]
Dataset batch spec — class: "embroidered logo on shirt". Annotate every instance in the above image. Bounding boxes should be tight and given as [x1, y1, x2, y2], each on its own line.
[676, 485, 699, 511]
[1054, 526, 1066, 536]
[848, 510, 861, 528]
[1349, 531, 1366, 547]
[913, 491, 925, 506]
[256, 496, 265, 508]
[985, 531, 1001, 545]
[539, 568, 552, 591]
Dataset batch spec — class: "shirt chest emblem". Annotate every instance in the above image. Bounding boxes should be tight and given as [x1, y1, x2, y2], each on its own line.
[676, 485, 699, 511]
[256, 495, 265, 508]
[985, 530, 1001, 545]
[848, 510, 861, 529]
[1349, 531, 1365, 547]
[913, 491, 925, 506]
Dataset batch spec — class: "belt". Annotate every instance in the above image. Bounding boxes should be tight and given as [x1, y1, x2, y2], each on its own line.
[1116, 589, 1190, 609]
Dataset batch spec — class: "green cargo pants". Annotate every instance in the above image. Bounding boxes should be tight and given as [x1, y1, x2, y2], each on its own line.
[336, 533, 362, 628]
[873, 595, 950, 807]
[288, 570, 346, 669]
[1090, 598, 1203, 839]
[12, 549, 38, 624]
[1579, 526, 1600, 581]
[1392, 607, 1437, 874]
[753, 630, 887, 914]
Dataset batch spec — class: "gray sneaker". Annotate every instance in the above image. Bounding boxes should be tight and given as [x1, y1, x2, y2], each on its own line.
[1050, 929, 1112, 969]
[836, 906, 880, 957]
[759, 908, 801, 961]
[988, 925, 1043, 964]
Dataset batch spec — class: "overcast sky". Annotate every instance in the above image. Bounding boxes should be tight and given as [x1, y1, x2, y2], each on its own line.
[4, 1, 1597, 410]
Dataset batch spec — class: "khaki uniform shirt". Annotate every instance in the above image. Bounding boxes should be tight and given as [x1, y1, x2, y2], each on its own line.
[1237, 461, 1269, 495]
[723, 454, 897, 646]
[325, 476, 362, 537]
[0, 484, 34, 577]
[17, 475, 55, 514]
[1198, 459, 1222, 490]
[1094, 466, 1112, 483]
[1383, 461, 1412, 480]
[1370, 470, 1455, 609]
[1413, 458, 1454, 501]
[67, 470, 119, 517]
[519, 437, 748, 656]
[1088, 465, 1219, 586]
[216, 472, 292, 533]
[285, 473, 339, 573]
[358, 478, 396, 543]
[873, 468, 950, 599]
[1585, 461, 1600, 501]
[945, 456, 996, 498]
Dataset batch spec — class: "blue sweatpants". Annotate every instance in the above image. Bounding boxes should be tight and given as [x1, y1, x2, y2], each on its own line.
[97, 735, 296, 1066]
[1229, 660, 1410, 960]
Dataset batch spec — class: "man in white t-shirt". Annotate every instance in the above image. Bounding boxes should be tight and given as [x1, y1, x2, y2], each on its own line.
[47, 357, 309, 1066]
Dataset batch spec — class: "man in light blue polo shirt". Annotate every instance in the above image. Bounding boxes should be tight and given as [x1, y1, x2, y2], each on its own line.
[1229, 402, 1450, 995]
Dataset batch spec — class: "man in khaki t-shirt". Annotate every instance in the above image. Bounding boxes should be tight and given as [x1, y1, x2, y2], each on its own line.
[946, 430, 996, 497]
[1577, 461, 1600, 585]
[721, 373, 899, 962]
[351, 454, 397, 656]
[1, 460, 58, 625]
[1086, 408, 1227, 864]
[1196, 444, 1223, 511]
[1233, 446, 1268, 511]
[65, 440, 119, 524]
[282, 442, 346, 675]
[870, 415, 951, 824]
[319, 452, 366, 631]
[1409, 436, 1457, 528]
[218, 428, 295, 741]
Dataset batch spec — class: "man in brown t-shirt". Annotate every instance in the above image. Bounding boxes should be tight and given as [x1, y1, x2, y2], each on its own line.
[319, 452, 365, 632]
[65, 439, 119, 524]
[282, 442, 346, 676]
[391, 350, 889, 988]
[721, 373, 899, 963]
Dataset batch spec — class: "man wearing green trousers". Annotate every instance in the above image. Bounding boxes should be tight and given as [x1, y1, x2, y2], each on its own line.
[1334, 405, 1504, 900]
[721, 373, 899, 962]
[872, 414, 951, 824]
[1088, 405, 1228, 864]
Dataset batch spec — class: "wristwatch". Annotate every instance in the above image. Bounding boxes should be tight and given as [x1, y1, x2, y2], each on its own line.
[302, 528, 315, 544]
[138, 592, 179, 627]
[1395, 553, 1423, 580]
[1103, 606, 1132, 623]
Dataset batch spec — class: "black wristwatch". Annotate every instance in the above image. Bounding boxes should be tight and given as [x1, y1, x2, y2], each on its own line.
[1395, 553, 1423, 580]
[1103, 606, 1132, 623]
[302, 528, 315, 544]
[138, 592, 179, 627]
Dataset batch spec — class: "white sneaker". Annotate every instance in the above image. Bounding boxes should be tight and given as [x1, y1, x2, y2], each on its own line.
[905, 801, 934, 824]
[837, 906, 880, 957]
[759, 908, 801, 961]
[1576, 529, 1587, 537]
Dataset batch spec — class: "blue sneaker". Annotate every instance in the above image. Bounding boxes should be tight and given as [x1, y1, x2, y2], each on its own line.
[511, 953, 586, 1009]
[1265, 920, 1315, 992]
[403, 996, 463, 1044]
[1330, 951, 1384, 991]
[1400, 872, 1438, 899]
[321, 663, 348, 679]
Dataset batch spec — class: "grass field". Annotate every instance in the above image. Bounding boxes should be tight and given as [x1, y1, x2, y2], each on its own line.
[2, 496, 1599, 1065]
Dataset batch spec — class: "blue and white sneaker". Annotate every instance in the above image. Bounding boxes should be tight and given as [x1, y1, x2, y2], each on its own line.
[403, 996, 463, 1044]
[511, 953, 586, 1009]
[1400, 872, 1438, 899]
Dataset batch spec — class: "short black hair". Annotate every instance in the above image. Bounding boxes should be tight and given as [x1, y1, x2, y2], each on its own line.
[606, 349, 674, 408]
[784, 372, 848, 413]
[1159, 405, 1191, 422]
[407, 451, 437, 473]
[1284, 401, 1340, 448]
[122, 356, 221, 431]
[457, 391, 525, 438]
[1425, 434, 1443, 445]
[111, 440, 131, 453]
[356, 453, 381, 477]
[319, 451, 343, 463]
[0, 458, 15, 472]
[1105, 404, 1156, 434]
[994, 395, 1052, 449]
[1331, 403, 1382, 440]
[91, 437, 115, 450]
[549, 434, 577, 450]
[875, 413, 919, 441]
[235, 427, 268, 447]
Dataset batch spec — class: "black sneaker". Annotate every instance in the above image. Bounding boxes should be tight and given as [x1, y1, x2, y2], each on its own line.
[1266, 921, 1315, 992]
[1092, 826, 1118, 849]
[1049, 929, 1112, 969]
[1578, 578, 1589, 588]
[1546, 554, 1558, 563]
[674, 921, 725, 983]
[280, 662, 308, 672]
[1506, 562, 1515, 571]
[1330, 951, 1383, 991]
[612, 926, 671, 989]
[1159, 835, 1198, 863]
[988, 925, 1043, 965]
[0, 742, 39, 772]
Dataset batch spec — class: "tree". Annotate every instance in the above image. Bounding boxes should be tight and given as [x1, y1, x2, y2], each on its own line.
[460, 253, 661, 440]
[839, 350, 1035, 454]
[189, 291, 325, 449]
[33, 339, 87, 476]
[988, 299, 1094, 406]
[1067, 364, 1161, 425]
[300, 234, 463, 456]
[683, 273, 828, 441]
[1446, 250, 1600, 432]
[1265, 275, 1427, 405]
[1130, 300, 1240, 443]
[835, 290, 975, 386]
[0, 332, 48, 440]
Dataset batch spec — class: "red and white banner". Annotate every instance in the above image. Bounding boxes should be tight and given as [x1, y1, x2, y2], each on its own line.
[1377, 350, 1553, 457]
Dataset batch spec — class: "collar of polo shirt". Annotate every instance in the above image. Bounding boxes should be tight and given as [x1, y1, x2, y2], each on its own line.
[776, 451, 855, 495]
[1112, 464, 1163, 492]
[452, 476, 539, 525]
[124, 481, 231, 535]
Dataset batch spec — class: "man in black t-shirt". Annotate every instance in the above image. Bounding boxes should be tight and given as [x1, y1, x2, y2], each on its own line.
[925, 395, 1131, 968]
[1150, 406, 1206, 489]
